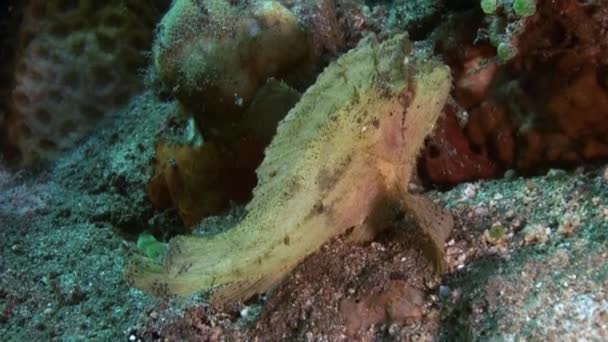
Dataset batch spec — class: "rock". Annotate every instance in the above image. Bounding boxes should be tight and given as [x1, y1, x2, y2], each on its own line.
[523, 224, 550, 245]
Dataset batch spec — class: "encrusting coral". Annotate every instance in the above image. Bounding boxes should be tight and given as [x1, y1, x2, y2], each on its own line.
[3, 0, 167, 164]
[126, 34, 453, 305]
[421, 0, 608, 185]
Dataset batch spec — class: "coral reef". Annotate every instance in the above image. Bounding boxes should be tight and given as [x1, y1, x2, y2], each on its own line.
[3, 0, 167, 164]
[2, 0, 608, 340]
[126, 34, 453, 305]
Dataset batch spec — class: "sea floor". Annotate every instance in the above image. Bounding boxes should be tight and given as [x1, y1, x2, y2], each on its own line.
[1, 91, 607, 341]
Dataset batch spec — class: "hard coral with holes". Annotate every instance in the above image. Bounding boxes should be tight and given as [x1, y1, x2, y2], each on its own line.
[3, 0, 167, 164]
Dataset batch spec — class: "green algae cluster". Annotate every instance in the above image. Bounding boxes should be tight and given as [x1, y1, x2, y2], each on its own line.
[513, 0, 536, 17]
[136, 233, 168, 261]
[480, 0, 536, 17]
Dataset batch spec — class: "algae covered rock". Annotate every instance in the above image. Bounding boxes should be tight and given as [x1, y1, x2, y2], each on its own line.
[126, 34, 453, 305]
[152, 0, 313, 140]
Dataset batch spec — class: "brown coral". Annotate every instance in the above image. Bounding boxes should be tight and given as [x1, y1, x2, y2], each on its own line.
[4, 0, 166, 164]
[147, 79, 300, 227]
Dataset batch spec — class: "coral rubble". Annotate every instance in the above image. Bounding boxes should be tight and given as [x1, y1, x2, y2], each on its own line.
[2, 0, 608, 340]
